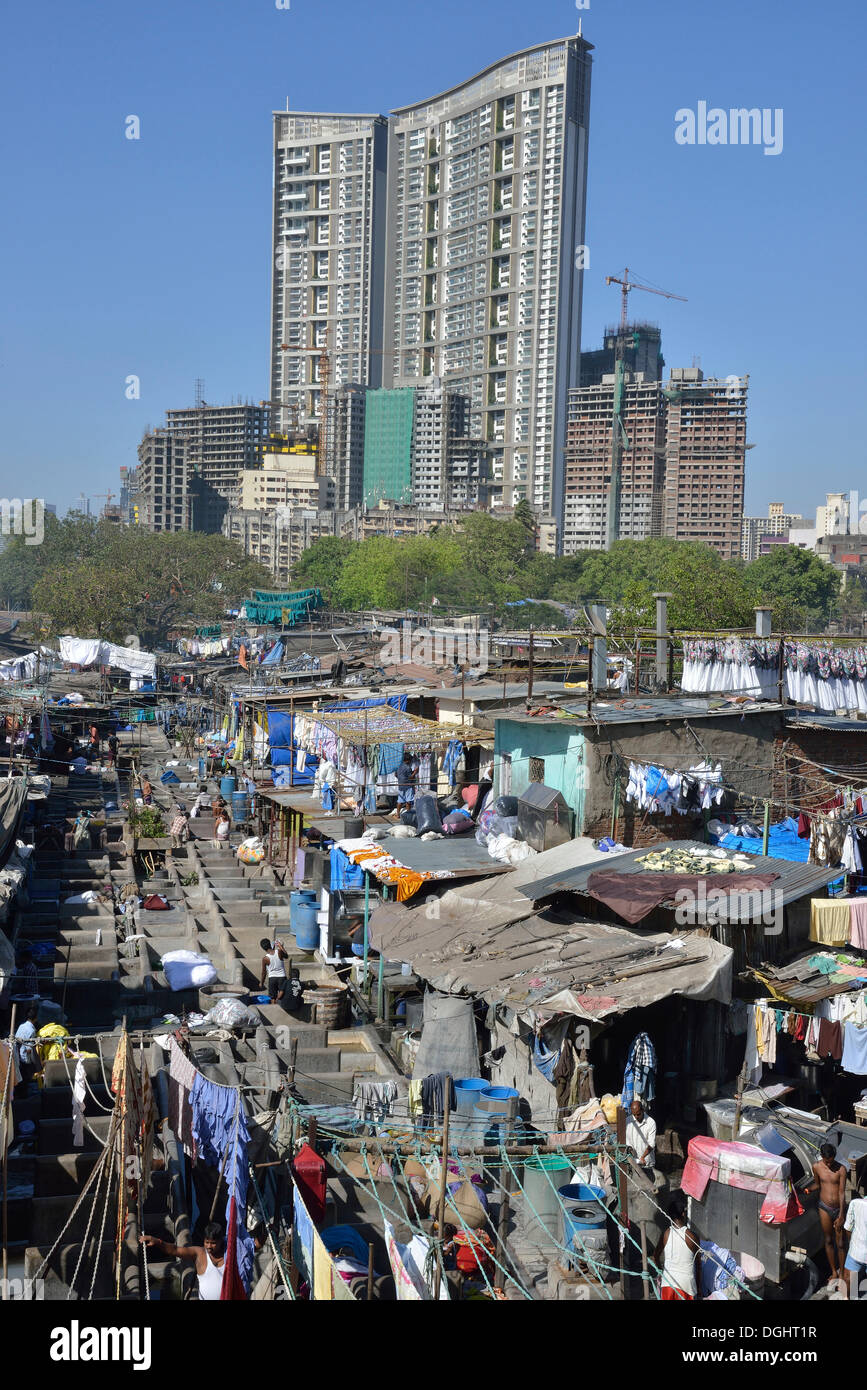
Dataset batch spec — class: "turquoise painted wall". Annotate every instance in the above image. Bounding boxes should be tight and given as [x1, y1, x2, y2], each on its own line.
[494, 719, 587, 831]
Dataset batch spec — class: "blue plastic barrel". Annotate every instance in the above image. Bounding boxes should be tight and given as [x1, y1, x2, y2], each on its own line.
[478, 1085, 519, 1114]
[198, 758, 206, 780]
[294, 900, 319, 951]
[474, 1086, 519, 1143]
[231, 791, 250, 822]
[290, 889, 318, 938]
[558, 1184, 608, 1266]
[454, 1078, 489, 1118]
[220, 774, 236, 800]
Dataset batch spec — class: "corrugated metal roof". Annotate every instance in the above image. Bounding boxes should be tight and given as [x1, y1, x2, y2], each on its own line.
[518, 840, 840, 923]
[377, 834, 511, 877]
[750, 950, 867, 1004]
[785, 713, 867, 733]
[367, 879, 732, 1021]
[491, 698, 784, 726]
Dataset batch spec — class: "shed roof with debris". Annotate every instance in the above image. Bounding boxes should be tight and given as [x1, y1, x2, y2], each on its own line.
[368, 836, 732, 1023]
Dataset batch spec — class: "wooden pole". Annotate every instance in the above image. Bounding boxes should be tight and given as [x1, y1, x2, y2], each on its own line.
[2, 1003, 17, 1300]
[289, 697, 295, 788]
[634, 638, 641, 696]
[616, 1105, 629, 1299]
[363, 870, 371, 1001]
[432, 1076, 452, 1301]
[288, 1038, 298, 1088]
[732, 1059, 749, 1142]
[493, 1159, 513, 1292]
[366, 1243, 375, 1302]
[527, 629, 534, 705]
[586, 636, 595, 718]
[640, 1221, 650, 1300]
[761, 799, 770, 857]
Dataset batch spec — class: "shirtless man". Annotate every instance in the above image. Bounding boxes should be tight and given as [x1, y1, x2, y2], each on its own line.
[141, 1222, 226, 1300]
[806, 1142, 847, 1283]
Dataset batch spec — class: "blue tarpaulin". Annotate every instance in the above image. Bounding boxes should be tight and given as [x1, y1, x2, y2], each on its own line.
[267, 697, 408, 772]
[719, 816, 810, 863]
[261, 641, 284, 666]
[321, 695, 407, 714]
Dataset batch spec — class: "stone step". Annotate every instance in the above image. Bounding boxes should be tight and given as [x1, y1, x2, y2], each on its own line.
[37, 1115, 112, 1155]
[34, 1152, 100, 1196]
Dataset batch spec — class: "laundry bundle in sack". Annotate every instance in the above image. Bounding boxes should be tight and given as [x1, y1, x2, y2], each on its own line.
[161, 949, 218, 991]
[441, 809, 475, 835]
[414, 794, 443, 835]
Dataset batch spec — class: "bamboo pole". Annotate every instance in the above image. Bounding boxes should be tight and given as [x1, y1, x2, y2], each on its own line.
[2, 1003, 17, 1300]
[432, 1077, 452, 1301]
[616, 1105, 629, 1299]
[493, 1159, 513, 1292]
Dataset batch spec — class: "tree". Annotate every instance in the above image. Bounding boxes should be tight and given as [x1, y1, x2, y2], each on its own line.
[292, 535, 353, 603]
[746, 546, 841, 629]
[833, 572, 867, 633]
[26, 521, 270, 645]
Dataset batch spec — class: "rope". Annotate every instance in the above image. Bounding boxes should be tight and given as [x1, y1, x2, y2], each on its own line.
[66, 1115, 117, 1301]
[247, 1165, 295, 1301]
[88, 1120, 119, 1302]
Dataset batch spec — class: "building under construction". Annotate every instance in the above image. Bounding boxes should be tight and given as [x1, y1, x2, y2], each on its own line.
[563, 328, 748, 559]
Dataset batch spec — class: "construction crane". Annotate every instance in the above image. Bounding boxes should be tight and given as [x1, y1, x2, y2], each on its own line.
[604, 268, 687, 548]
[605, 267, 687, 331]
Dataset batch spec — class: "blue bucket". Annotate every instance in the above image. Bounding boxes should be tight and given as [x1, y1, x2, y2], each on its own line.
[558, 1184, 608, 1264]
[220, 774, 236, 800]
[231, 791, 250, 821]
[454, 1078, 489, 1118]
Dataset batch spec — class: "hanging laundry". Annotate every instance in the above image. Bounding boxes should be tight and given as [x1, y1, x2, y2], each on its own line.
[353, 1079, 399, 1123]
[842, 1023, 867, 1075]
[72, 1059, 87, 1148]
[621, 1032, 657, 1106]
[810, 899, 851, 946]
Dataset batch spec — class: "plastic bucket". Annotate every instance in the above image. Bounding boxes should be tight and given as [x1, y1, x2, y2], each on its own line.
[290, 890, 318, 937]
[220, 775, 236, 800]
[523, 1155, 574, 1239]
[293, 902, 319, 951]
[454, 1078, 489, 1118]
[558, 1184, 608, 1265]
[478, 1085, 519, 1116]
[736, 1252, 765, 1298]
[343, 817, 364, 839]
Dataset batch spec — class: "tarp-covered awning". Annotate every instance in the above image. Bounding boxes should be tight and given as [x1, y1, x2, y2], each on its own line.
[367, 836, 732, 1023]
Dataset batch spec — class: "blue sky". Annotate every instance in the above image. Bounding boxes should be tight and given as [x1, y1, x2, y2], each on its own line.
[1, 0, 864, 519]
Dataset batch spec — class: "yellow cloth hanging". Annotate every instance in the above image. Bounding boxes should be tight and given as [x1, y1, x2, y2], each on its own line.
[408, 1079, 424, 1117]
[809, 899, 851, 946]
[312, 1227, 333, 1301]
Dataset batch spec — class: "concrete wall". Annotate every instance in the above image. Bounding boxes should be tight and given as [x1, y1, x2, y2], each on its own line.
[494, 710, 783, 846]
[582, 711, 783, 842]
[494, 718, 586, 826]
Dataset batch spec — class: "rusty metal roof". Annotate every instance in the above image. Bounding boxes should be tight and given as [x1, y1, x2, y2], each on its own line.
[518, 840, 841, 924]
[750, 950, 867, 1004]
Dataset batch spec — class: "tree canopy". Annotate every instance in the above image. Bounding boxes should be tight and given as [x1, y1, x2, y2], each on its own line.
[1, 515, 270, 646]
[3, 509, 846, 643]
[292, 523, 843, 633]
